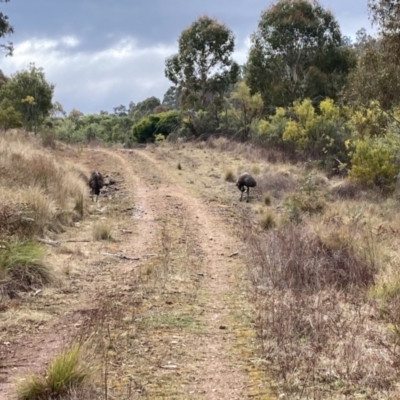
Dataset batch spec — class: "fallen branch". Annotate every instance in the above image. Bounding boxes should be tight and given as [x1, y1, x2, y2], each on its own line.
[63, 240, 91, 243]
[160, 364, 179, 369]
[36, 237, 60, 247]
[102, 252, 140, 261]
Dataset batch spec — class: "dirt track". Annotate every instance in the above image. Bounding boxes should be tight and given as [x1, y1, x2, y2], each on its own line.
[0, 146, 274, 399]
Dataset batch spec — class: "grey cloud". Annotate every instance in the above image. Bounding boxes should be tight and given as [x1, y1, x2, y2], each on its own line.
[1, 0, 373, 113]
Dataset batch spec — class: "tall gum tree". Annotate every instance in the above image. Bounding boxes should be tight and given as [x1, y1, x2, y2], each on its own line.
[246, 0, 356, 109]
[0, 64, 54, 133]
[0, 0, 13, 56]
[369, 0, 400, 59]
[350, 0, 400, 110]
[165, 15, 239, 110]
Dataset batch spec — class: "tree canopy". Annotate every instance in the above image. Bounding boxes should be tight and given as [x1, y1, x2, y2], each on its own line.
[0, 0, 13, 56]
[246, 0, 356, 109]
[369, 0, 400, 59]
[165, 15, 240, 110]
[342, 1, 400, 110]
[0, 63, 54, 133]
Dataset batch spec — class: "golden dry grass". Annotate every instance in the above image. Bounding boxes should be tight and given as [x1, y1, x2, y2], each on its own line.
[0, 132, 88, 239]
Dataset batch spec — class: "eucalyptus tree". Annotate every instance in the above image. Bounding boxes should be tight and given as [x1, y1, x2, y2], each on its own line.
[165, 15, 240, 110]
[246, 0, 356, 108]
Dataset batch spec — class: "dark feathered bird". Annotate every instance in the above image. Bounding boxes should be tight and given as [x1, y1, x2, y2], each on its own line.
[89, 171, 104, 202]
[236, 172, 257, 202]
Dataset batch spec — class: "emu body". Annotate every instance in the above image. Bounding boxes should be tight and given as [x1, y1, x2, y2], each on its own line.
[236, 173, 257, 202]
[89, 171, 104, 202]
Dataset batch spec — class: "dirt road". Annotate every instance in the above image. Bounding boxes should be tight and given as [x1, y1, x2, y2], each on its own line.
[0, 145, 274, 399]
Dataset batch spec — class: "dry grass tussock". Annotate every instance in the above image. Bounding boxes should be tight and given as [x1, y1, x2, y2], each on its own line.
[92, 221, 113, 241]
[243, 214, 400, 398]
[0, 135, 88, 238]
[16, 343, 98, 400]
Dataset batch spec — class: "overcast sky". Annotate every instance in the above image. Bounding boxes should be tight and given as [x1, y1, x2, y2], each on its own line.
[0, 0, 373, 114]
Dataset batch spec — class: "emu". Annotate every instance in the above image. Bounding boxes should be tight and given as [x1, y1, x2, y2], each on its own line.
[89, 171, 104, 202]
[236, 172, 257, 202]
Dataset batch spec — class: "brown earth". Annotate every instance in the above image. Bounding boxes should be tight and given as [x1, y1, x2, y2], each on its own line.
[0, 144, 275, 399]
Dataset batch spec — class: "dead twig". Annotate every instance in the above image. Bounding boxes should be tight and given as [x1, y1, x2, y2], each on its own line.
[63, 240, 91, 243]
[102, 252, 140, 261]
[35, 237, 60, 247]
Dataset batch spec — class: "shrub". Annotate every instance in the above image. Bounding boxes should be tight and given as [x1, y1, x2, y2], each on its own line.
[154, 133, 165, 142]
[131, 111, 180, 143]
[0, 103, 22, 131]
[349, 136, 398, 192]
[282, 98, 351, 171]
[257, 107, 288, 147]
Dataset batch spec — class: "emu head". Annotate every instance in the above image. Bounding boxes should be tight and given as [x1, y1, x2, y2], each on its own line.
[236, 182, 245, 192]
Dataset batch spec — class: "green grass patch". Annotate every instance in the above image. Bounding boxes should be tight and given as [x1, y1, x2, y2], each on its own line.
[139, 312, 195, 331]
[0, 239, 55, 290]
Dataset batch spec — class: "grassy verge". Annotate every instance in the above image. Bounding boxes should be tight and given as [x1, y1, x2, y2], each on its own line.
[241, 183, 400, 398]
[0, 132, 88, 239]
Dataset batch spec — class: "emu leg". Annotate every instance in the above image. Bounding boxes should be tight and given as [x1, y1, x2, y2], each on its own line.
[240, 187, 245, 202]
[246, 187, 250, 202]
